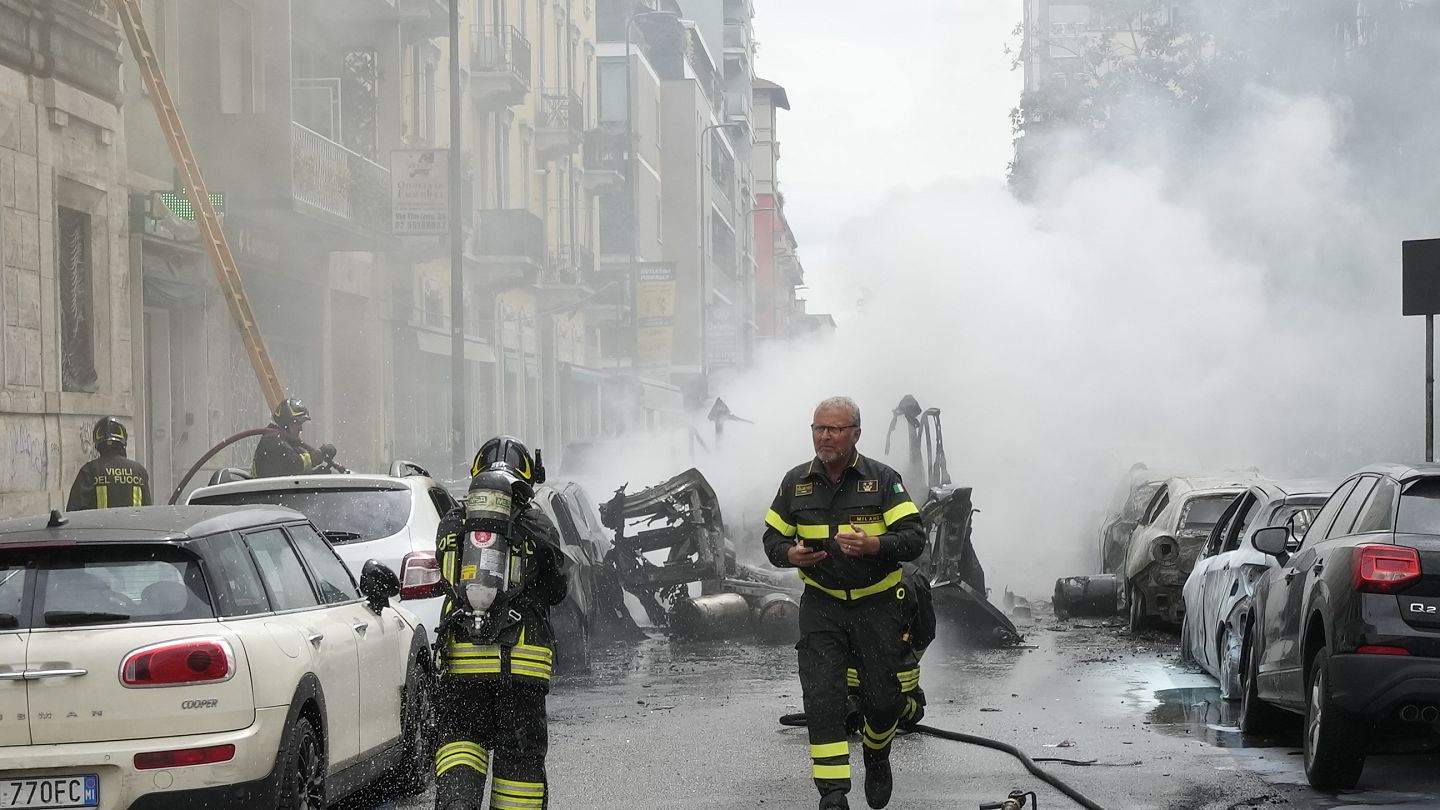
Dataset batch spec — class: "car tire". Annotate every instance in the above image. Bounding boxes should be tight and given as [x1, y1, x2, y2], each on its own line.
[1304, 646, 1367, 790]
[276, 715, 325, 810]
[1178, 614, 1194, 663]
[1127, 584, 1150, 633]
[389, 657, 435, 797]
[553, 603, 590, 674]
[1239, 627, 1287, 735]
[1218, 624, 1243, 701]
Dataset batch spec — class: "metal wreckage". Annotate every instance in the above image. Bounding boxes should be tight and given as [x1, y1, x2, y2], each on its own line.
[595, 395, 1021, 647]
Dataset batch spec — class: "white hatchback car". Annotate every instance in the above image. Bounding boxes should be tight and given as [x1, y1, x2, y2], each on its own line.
[186, 467, 454, 642]
[0, 506, 432, 810]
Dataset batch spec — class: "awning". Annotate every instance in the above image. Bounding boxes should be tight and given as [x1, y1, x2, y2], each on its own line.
[415, 329, 498, 363]
[142, 239, 209, 308]
[563, 364, 608, 385]
[640, 377, 684, 413]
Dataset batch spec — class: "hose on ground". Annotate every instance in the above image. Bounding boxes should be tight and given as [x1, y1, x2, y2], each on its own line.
[777, 713, 1108, 810]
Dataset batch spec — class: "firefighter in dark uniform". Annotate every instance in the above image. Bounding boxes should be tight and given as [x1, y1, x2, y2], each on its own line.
[433, 436, 568, 810]
[763, 397, 925, 810]
[252, 398, 335, 478]
[67, 417, 152, 511]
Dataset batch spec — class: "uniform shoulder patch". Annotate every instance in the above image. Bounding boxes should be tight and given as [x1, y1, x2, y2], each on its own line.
[892, 482, 905, 494]
[858, 480, 879, 493]
[794, 482, 814, 496]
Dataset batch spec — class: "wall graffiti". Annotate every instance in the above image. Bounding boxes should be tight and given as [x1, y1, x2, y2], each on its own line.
[2, 419, 50, 493]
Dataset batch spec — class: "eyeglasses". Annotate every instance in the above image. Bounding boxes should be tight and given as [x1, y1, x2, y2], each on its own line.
[811, 424, 857, 437]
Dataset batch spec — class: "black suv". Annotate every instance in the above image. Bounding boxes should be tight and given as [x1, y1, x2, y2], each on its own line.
[1241, 464, 1440, 789]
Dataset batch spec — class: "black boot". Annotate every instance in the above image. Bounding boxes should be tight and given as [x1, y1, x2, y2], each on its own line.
[863, 751, 893, 809]
[819, 789, 850, 810]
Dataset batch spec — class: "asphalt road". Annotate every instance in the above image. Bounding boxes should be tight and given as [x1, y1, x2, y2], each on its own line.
[368, 611, 1440, 810]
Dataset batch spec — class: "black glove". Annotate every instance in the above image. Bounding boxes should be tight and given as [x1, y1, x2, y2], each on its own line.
[319, 444, 337, 459]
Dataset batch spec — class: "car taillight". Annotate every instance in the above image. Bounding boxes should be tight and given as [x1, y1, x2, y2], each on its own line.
[121, 638, 232, 687]
[1357, 645, 1411, 655]
[1354, 545, 1422, 593]
[400, 551, 444, 600]
[134, 744, 235, 770]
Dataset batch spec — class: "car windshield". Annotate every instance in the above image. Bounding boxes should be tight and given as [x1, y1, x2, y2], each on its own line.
[32, 545, 212, 628]
[1179, 494, 1234, 532]
[1122, 483, 1163, 520]
[192, 487, 411, 543]
[1397, 478, 1440, 535]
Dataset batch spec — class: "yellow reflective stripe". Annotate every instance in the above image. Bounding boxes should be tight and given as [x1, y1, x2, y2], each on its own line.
[489, 789, 544, 801]
[845, 667, 859, 687]
[436, 741, 486, 759]
[797, 571, 847, 599]
[766, 509, 797, 537]
[883, 500, 920, 526]
[852, 521, 885, 536]
[508, 663, 553, 681]
[852, 567, 904, 598]
[810, 741, 848, 759]
[132, 486, 142, 506]
[96, 487, 108, 509]
[796, 524, 830, 539]
[813, 764, 851, 780]
[514, 643, 553, 661]
[863, 718, 900, 750]
[493, 778, 545, 795]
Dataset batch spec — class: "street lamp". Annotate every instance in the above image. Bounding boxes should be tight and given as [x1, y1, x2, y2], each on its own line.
[698, 120, 746, 397]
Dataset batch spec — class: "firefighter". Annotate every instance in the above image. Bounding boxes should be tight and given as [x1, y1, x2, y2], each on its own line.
[67, 417, 152, 511]
[251, 398, 335, 477]
[433, 436, 568, 810]
[763, 396, 925, 810]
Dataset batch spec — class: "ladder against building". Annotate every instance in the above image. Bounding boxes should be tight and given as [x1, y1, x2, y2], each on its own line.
[111, 0, 286, 410]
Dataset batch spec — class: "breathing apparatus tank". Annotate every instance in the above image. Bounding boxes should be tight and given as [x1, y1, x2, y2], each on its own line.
[452, 465, 533, 642]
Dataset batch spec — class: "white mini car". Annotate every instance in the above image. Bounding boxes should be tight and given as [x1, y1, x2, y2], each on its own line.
[0, 505, 432, 810]
[186, 465, 454, 642]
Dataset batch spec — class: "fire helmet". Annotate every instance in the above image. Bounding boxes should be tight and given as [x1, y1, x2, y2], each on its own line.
[470, 435, 544, 485]
[273, 398, 311, 428]
[92, 417, 128, 450]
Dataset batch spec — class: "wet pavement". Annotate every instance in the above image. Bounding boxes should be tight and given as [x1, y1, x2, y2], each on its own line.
[365, 613, 1440, 809]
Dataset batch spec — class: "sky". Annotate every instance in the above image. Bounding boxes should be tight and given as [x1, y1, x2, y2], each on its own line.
[750, 0, 1025, 317]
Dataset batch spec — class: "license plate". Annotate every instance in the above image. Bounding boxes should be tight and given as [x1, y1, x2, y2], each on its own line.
[0, 776, 97, 809]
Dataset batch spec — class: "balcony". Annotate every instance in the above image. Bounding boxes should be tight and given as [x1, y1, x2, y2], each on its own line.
[723, 21, 751, 60]
[535, 89, 584, 158]
[290, 122, 392, 235]
[398, 0, 447, 37]
[724, 89, 752, 123]
[473, 209, 545, 271]
[470, 25, 532, 106]
[583, 126, 626, 190]
[545, 244, 596, 284]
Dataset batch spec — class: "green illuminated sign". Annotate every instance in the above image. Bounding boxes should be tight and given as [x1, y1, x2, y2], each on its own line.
[159, 191, 225, 221]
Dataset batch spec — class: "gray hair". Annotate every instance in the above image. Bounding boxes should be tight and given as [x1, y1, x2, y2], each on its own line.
[815, 396, 861, 427]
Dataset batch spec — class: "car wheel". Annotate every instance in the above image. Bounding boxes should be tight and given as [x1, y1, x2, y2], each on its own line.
[276, 715, 325, 810]
[1304, 646, 1367, 790]
[1218, 625, 1243, 701]
[390, 658, 435, 796]
[1127, 584, 1150, 633]
[1239, 628, 1287, 735]
[1178, 614, 1194, 663]
[553, 603, 590, 674]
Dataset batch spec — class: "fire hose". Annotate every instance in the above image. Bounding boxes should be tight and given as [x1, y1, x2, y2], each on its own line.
[167, 427, 349, 504]
[777, 713, 1108, 810]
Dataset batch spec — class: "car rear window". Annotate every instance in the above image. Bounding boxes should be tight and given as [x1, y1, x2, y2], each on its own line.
[192, 487, 412, 543]
[1179, 495, 1234, 532]
[25, 546, 212, 628]
[1397, 478, 1440, 535]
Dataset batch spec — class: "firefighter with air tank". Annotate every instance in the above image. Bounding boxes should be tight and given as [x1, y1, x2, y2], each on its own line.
[433, 436, 568, 810]
[763, 396, 926, 810]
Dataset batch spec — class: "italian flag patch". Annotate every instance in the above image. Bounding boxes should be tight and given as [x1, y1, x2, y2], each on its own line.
[893, 483, 905, 494]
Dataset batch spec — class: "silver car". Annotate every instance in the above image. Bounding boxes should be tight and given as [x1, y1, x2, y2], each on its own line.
[1179, 480, 1330, 698]
[186, 466, 458, 642]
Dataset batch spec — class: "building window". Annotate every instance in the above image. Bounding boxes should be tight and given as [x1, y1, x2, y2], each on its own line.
[219, 0, 256, 114]
[58, 207, 98, 393]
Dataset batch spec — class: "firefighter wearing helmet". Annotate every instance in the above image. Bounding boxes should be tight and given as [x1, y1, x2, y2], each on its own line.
[251, 398, 337, 478]
[66, 417, 152, 511]
[433, 436, 568, 810]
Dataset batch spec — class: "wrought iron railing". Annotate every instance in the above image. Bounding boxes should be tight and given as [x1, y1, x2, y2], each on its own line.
[471, 25, 532, 87]
[539, 89, 583, 133]
[290, 122, 392, 231]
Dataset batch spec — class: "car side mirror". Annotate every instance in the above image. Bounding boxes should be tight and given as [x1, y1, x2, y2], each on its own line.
[1253, 526, 1290, 557]
[359, 559, 401, 613]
